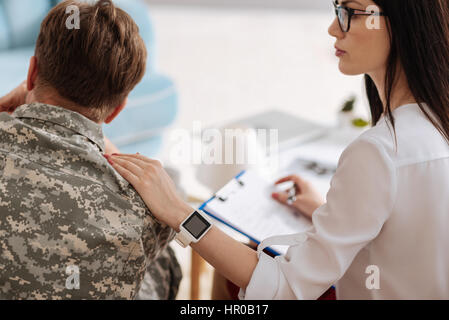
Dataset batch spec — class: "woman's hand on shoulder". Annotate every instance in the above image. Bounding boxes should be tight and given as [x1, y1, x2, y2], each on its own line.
[105, 153, 193, 231]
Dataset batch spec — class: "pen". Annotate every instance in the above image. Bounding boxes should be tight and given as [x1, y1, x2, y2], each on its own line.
[287, 186, 297, 205]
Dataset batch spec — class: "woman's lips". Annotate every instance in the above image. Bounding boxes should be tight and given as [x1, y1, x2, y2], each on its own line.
[335, 46, 346, 57]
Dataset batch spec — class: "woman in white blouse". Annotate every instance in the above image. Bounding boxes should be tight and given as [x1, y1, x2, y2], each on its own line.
[108, 0, 449, 299]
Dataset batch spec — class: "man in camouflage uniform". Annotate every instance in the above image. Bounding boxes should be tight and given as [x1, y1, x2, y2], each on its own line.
[0, 0, 181, 300]
[0, 102, 177, 299]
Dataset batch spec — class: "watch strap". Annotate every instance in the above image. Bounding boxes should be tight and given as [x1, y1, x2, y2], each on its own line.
[175, 229, 192, 248]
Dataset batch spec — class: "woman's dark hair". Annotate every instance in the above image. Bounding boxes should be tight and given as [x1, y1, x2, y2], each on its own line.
[365, 0, 449, 146]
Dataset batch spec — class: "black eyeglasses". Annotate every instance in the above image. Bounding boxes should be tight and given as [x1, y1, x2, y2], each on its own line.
[333, 1, 387, 33]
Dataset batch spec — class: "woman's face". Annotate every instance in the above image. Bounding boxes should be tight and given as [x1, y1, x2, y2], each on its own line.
[328, 0, 390, 77]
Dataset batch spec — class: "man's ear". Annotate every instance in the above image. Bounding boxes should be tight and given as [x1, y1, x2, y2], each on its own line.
[104, 98, 128, 124]
[27, 56, 38, 91]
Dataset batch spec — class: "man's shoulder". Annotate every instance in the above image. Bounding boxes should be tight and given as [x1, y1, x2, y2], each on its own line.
[0, 111, 22, 130]
[0, 110, 42, 148]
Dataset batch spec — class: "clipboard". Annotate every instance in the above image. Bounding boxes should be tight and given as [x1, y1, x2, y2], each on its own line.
[200, 170, 313, 255]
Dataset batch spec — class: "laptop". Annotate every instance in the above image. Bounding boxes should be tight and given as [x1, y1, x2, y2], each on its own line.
[222, 110, 330, 152]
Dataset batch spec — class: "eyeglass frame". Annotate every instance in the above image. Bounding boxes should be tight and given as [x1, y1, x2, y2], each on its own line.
[333, 1, 388, 33]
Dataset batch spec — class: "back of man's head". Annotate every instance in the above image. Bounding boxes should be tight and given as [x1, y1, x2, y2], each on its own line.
[34, 0, 147, 122]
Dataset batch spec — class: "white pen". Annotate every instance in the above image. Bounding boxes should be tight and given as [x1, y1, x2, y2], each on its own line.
[287, 186, 297, 205]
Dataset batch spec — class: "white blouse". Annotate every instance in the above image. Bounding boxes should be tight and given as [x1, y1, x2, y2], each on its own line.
[240, 103, 449, 300]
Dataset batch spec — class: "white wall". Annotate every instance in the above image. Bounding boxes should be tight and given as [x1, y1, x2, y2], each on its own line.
[145, 0, 332, 11]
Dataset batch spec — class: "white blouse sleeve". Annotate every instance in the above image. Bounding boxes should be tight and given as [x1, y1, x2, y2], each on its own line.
[239, 136, 397, 300]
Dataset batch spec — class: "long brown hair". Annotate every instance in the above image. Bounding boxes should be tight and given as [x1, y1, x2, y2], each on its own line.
[366, 0, 449, 146]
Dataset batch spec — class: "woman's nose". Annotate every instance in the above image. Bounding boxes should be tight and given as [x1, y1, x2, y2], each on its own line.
[328, 17, 344, 39]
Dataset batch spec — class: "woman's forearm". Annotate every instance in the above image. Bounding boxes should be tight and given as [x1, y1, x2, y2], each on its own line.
[106, 154, 260, 289]
[190, 225, 259, 290]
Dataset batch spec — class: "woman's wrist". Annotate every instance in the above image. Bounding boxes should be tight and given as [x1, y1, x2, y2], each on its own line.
[172, 202, 195, 232]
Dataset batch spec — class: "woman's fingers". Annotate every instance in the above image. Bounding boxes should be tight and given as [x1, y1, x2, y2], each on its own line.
[110, 153, 150, 162]
[0, 81, 27, 113]
[109, 154, 155, 170]
[107, 155, 145, 177]
[106, 152, 192, 230]
[275, 175, 292, 185]
[272, 191, 290, 204]
[0, 93, 14, 112]
[275, 175, 308, 191]
[110, 153, 162, 167]
[275, 175, 292, 184]
[107, 154, 165, 187]
[109, 159, 139, 186]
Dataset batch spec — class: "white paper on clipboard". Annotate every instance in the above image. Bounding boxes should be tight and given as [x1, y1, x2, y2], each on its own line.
[201, 170, 313, 255]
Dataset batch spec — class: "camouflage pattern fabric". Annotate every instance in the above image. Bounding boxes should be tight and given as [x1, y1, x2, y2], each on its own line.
[136, 245, 182, 300]
[136, 167, 185, 300]
[0, 103, 178, 300]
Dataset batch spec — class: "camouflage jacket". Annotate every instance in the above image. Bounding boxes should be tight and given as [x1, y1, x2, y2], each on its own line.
[0, 103, 176, 300]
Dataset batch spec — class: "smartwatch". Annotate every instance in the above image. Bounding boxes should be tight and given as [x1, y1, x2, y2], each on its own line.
[175, 210, 213, 248]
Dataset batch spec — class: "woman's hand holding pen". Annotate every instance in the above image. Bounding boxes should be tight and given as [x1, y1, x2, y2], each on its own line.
[272, 175, 325, 219]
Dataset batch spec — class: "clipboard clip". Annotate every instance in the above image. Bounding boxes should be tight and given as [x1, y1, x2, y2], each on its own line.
[217, 196, 228, 202]
[215, 175, 245, 202]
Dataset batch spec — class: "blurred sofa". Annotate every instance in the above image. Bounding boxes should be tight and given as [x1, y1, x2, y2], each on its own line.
[0, 0, 178, 157]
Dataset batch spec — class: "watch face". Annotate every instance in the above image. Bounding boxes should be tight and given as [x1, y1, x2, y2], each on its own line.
[183, 211, 211, 239]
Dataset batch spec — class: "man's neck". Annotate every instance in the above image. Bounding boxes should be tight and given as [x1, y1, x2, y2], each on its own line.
[26, 91, 103, 124]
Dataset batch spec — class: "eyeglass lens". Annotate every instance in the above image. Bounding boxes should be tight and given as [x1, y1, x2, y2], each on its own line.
[336, 6, 349, 32]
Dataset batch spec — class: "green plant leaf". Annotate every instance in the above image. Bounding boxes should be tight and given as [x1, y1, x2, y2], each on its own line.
[352, 118, 370, 128]
[341, 96, 356, 112]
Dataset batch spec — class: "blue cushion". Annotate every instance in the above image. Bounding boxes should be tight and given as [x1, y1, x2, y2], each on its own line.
[103, 73, 178, 151]
[0, 3, 10, 50]
[1, 0, 51, 48]
[0, 47, 34, 94]
[117, 135, 163, 158]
